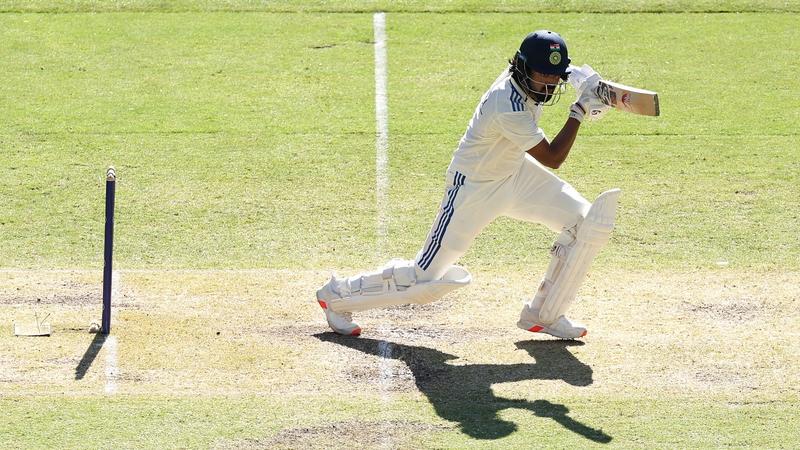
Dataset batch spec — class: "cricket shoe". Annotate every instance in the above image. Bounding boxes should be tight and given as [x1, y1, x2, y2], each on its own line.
[316, 276, 361, 336]
[517, 305, 587, 339]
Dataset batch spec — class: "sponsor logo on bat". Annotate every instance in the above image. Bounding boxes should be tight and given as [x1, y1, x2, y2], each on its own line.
[621, 93, 631, 109]
[595, 82, 617, 106]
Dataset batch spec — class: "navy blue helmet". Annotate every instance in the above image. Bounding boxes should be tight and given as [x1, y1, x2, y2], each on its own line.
[510, 30, 571, 105]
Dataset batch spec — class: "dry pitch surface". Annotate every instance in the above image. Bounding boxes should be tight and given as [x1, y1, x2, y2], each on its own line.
[2, 268, 798, 446]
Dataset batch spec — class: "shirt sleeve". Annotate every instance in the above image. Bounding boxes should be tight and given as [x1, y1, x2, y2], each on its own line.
[495, 111, 545, 151]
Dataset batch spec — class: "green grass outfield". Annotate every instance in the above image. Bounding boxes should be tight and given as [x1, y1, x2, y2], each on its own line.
[1, 1, 799, 448]
[1, 8, 798, 270]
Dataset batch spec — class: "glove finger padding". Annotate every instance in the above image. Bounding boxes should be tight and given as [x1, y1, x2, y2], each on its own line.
[568, 64, 602, 94]
[570, 64, 611, 121]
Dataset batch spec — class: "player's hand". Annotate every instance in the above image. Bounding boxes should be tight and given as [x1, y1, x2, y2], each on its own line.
[574, 90, 611, 122]
[568, 64, 601, 92]
[568, 65, 611, 122]
[569, 93, 611, 123]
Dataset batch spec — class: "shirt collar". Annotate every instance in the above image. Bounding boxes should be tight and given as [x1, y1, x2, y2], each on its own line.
[509, 75, 543, 111]
[508, 76, 529, 102]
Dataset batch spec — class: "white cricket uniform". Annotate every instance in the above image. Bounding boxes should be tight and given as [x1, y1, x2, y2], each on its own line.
[415, 69, 590, 281]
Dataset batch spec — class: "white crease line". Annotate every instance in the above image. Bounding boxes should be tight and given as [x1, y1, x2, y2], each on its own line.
[374, 11, 393, 389]
[374, 13, 395, 447]
[374, 11, 389, 257]
[104, 335, 118, 395]
[377, 324, 394, 397]
[111, 270, 120, 304]
[377, 323, 394, 449]
[105, 270, 120, 394]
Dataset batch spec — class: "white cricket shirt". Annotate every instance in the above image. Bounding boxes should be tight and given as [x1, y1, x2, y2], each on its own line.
[448, 69, 545, 181]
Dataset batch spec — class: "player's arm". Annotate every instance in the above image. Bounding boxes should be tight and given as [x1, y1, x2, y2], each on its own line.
[528, 80, 614, 169]
[526, 116, 581, 169]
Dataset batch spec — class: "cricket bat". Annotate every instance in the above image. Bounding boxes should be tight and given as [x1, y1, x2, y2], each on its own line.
[569, 64, 660, 117]
[595, 79, 660, 117]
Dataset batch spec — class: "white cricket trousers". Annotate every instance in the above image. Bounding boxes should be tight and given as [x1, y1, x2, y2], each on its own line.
[415, 154, 590, 281]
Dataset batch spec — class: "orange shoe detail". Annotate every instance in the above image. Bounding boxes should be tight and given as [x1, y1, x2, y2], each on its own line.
[318, 299, 328, 309]
[350, 327, 362, 336]
[580, 330, 587, 337]
[529, 325, 544, 332]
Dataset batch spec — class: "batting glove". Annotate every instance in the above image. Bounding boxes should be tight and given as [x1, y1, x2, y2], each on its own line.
[567, 64, 611, 121]
[574, 88, 611, 122]
[568, 64, 601, 92]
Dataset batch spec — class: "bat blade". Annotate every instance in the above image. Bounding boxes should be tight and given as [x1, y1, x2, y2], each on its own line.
[595, 80, 660, 116]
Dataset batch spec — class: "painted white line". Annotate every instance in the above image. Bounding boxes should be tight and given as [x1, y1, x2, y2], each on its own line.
[111, 270, 120, 303]
[377, 322, 394, 449]
[374, 11, 389, 256]
[377, 323, 394, 396]
[374, 14, 395, 446]
[104, 335, 118, 394]
[104, 270, 120, 394]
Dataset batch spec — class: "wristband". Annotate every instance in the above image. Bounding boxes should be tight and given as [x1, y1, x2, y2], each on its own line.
[569, 102, 586, 123]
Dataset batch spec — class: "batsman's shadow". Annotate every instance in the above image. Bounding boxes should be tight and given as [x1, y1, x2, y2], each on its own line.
[315, 333, 611, 443]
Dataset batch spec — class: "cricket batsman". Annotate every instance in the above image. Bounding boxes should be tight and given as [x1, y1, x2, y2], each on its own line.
[317, 30, 620, 339]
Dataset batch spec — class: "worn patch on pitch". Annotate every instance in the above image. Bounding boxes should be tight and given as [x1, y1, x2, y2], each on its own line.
[314, 338, 418, 393]
[689, 364, 759, 390]
[0, 271, 98, 306]
[685, 298, 766, 322]
[213, 420, 451, 449]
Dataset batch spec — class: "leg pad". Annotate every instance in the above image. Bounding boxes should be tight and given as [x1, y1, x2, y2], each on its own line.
[323, 261, 471, 314]
[537, 189, 621, 323]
